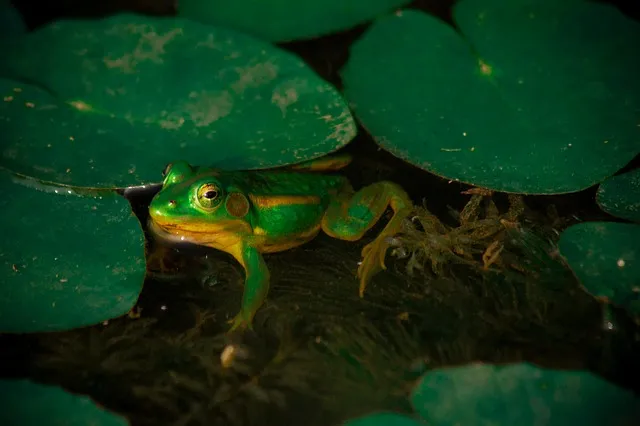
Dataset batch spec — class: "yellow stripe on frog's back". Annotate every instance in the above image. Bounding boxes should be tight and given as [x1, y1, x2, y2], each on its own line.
[247, 194, 321, 208]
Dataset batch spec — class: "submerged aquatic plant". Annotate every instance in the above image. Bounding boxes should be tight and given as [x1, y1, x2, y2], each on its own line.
[389, 191, 529, 277]
[32, 297, 420, 426]
[32, 310, 315, 425]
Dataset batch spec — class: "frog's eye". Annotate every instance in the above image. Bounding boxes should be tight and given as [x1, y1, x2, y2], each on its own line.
[196, 183, 223, 210]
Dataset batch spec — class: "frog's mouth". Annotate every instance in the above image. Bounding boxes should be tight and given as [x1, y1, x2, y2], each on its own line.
[147, 217, 249, 248]
[147, 218, 201, 245]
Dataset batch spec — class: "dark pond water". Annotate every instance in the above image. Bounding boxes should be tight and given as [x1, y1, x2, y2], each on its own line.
[2, 1, 639, 425]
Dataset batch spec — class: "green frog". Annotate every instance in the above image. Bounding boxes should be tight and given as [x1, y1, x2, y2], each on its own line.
[148, 153, 412, 332]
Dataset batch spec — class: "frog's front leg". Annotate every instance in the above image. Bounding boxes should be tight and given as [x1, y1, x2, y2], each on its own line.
[227, 243, 270, 332]
[321, 181, 413, 296]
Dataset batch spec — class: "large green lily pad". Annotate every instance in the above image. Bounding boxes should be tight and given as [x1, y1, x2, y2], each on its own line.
[0, 78, 166, 188]
[178, 0, 411, 42]
[0, 379, 128, 425]
[596, 168, 640, 222]
[341, 0, 640, 194]
[558, 221, 640, 317]
[411, 363, 640, 425]
[0, 170, 146, 333]
[0, 13, 356, 187]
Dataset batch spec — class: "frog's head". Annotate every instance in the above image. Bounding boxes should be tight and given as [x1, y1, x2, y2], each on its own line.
[148, 161, 251, 245]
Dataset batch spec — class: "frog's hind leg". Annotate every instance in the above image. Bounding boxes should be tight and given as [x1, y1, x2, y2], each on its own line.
[321, 181, 413, 297]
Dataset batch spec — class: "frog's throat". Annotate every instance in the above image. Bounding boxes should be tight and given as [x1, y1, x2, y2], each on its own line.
[147, 217, 250, 248]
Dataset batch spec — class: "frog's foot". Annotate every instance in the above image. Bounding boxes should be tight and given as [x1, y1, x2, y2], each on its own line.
[146, 244, 177, 275]
[227, 312, 254, 333]
[127, 306, 142, 319]
[357, 234, 395, 297]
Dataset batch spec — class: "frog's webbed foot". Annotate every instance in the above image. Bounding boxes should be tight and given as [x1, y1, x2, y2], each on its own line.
[146, 244, 178, 275]
[227, 313, 254, 333]
[357, 235, 394, 296]
[356, 190, 413, 296]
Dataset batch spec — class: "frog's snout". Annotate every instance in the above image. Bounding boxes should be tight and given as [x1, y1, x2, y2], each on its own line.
[149, 198, 178, 223]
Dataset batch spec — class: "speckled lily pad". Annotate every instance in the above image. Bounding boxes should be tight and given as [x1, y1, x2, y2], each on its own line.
[0, 14, 355, 187]
[596, 168, 640, 222]
[558, 221, 640, 317]
[0, 169, 146, 333]
[341, 0, 640, 194]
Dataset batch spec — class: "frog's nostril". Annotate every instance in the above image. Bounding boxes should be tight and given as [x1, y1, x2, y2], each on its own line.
[168, 200, 177, 207]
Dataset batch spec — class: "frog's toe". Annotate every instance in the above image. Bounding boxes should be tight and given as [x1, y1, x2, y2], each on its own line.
[361, 237, 391, 269]
[146, 244, 175, 274]
[227, 313, 254, 333]
[357, 237, 392, 296]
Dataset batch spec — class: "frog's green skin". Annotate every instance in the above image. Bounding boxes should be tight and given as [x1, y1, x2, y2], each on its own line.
[148, 153, 412, 332]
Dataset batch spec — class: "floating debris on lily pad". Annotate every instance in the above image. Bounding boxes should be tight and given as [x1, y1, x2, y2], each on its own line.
[342, 0, 640, 194]
[596, 168, 640, 222]
[0, 379, 129, 425]
[558, 221, 640, 317]
[178, 0, 411, 42]
[0, 169, 146, 333]
[0, 13, 356, 187]
[410, 362, 640, 426]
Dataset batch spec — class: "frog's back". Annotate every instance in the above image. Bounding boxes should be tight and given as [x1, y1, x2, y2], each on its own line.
[229, 170, 346, 245]
[239, 170, 345, 197]
[239, 152, 352, 196]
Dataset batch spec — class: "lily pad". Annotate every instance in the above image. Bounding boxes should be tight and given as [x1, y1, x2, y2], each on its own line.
[178, 0, 411, 42]
[410, 362, 640, 426]
[0, 13, 355, 187]
[1, 78, 166, 188]
[558, 221, 640, 317]
[0, 379, 128, 425]
[0, 0, 26, 37]
[0, 169, 146, 333]
[596, 168, 640, 222]
[341, 0, 640, 194]
[343, 412, 423, 426]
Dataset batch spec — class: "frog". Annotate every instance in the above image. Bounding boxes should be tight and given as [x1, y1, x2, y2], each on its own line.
[148, 153, 413, 332]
